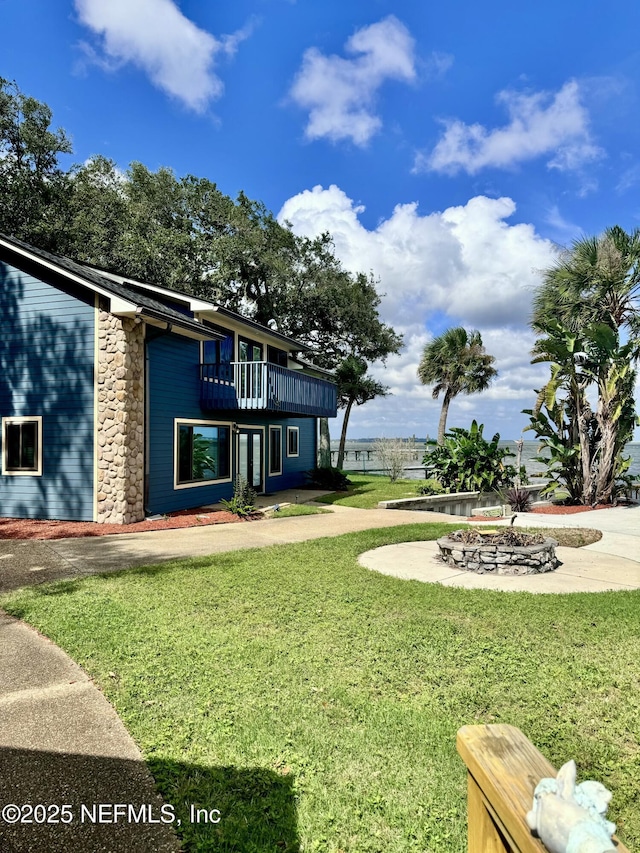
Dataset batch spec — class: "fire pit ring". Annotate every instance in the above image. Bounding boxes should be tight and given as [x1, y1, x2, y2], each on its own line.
[437, 530, 558, 575]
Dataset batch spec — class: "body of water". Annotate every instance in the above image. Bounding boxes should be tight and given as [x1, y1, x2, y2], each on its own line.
[330, 440, 640, 480]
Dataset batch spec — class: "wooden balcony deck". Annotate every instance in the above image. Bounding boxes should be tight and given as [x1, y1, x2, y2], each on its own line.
[200, 362, 337, 417]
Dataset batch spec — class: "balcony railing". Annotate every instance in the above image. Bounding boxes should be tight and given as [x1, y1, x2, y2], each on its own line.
[200, 362, 337, 417]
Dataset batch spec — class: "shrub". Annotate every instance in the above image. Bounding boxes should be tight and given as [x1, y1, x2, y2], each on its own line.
[423, 420, 519, 493]
[221, 476, 258, 517]
[305, 467, 352, 491]
[416, 478, 446, 496]
[373, 437, 417, 483]
[504, 487, 532, 512]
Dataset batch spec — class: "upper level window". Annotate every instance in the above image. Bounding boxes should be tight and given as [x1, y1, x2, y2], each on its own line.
[2, 417, 43, 476]
[239, 338, 263, 362]
[267, 346, 288, 367]
[202, 323, 234, 365]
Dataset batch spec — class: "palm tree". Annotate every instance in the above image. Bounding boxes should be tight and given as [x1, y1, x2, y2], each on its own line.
[335, 356, 388, 469]
[530, 226, 640, 504]
[417, 327, 497, 445]
[532, 226, 640, 334]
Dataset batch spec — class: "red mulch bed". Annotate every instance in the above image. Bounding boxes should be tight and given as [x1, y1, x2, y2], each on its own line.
[529, 503, 623, 514]
[467, 502, 629, 521]
[0, 507, 256, 540]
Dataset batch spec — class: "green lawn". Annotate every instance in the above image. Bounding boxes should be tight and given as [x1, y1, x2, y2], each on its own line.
[268, 504, 331, 518]
[2, 523, 639, 852]
[316, 473, 422, 508]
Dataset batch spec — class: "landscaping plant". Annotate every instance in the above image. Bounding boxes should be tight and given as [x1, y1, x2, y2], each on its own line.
[373, 436, 417, 483]
[220, 475, 258, 517]
[416, 478, 446, 496]
[504, 487, 533, 512]
[305, 467, 352, 491]
[423, 420, 523, 493]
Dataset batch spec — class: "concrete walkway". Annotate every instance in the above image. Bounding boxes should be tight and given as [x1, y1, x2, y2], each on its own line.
[2, 499, 639, 850]
[0, 501, 457, 593]
[0, 611, 181, 853]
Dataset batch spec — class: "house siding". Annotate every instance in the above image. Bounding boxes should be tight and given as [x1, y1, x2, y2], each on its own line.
[146, 334, 213, 514]
[0, 260, 95, 520]
[264, 418, 316, 492]
[146, 333, 317, 514]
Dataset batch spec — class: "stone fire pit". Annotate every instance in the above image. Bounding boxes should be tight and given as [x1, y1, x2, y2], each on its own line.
[437, 529, 558, 575]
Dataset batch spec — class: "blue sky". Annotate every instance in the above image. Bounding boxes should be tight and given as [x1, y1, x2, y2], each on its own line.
[3, 0, 640, 441]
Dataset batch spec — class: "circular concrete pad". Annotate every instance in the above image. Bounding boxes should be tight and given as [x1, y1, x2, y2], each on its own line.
[358, 540, 640, 593]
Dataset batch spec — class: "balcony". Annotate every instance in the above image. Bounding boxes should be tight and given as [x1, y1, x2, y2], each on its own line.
[200, 362, 337, 417]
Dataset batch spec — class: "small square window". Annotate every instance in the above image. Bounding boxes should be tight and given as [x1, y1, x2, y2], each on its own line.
[287, 427, 299, 458]
[2, 417, 43, 476]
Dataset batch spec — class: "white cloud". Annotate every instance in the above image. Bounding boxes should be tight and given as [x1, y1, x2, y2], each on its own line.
[424, 52, 454, 79]
[279, 185, 558, 438]
[289, 16, 416, 146]
[74, 0, 247, 112]
[543, 205, 582, 245]
[417, 79, 603, 176]
[616, 162, 640, 194]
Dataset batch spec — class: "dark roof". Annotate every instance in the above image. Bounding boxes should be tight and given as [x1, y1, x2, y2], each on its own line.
[290, 355, 335, 378]
[0, 233, 221, 341]
[205, 305, 311, 351]
[84, 267, 311, 351]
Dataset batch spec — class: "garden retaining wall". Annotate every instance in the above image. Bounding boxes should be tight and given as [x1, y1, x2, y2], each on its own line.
[378, 484, 547, 516]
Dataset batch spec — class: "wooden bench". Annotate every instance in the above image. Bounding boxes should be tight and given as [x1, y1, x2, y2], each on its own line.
[457, 724, 630, 852]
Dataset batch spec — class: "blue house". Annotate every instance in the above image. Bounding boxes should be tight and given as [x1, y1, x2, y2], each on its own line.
[0, 234, 337, 523]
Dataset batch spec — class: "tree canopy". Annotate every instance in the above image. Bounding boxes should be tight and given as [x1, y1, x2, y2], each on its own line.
[0, 77, 71, 247]
[1, 78, 402, 463]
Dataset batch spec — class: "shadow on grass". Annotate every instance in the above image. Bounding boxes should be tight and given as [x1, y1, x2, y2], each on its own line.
[0, 746, 300, 852]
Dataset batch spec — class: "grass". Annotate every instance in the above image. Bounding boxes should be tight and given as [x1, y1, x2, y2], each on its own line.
[316, 473, 421, 508]
[520, 526, 602, 548]
[2, 523, 639, 852]
[268, 504, 332, 518]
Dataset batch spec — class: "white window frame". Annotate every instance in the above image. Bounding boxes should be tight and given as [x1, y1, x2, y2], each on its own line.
[2, 416, 43, 476]
[173, 418, 233, 490]
[286, 426, 300, 458]
[268, 426, 283, 476]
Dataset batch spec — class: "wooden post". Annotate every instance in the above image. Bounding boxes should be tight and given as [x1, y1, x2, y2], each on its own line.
[467, 773, 513, 852]
[457, 724, 630, 853]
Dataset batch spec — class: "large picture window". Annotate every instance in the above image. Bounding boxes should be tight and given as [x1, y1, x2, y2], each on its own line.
[269, 426, 282, 476]
[2, 417, 43, 476]
[176, 422, 231, 486]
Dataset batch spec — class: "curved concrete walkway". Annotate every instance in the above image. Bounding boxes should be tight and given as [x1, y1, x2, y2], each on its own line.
[359, 504, 640, 593]
[2, 500, 639, 850]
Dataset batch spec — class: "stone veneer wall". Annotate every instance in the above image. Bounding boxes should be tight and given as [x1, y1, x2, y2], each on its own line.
[96, 311, 145, 523]
[436, 537, 558, 575]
